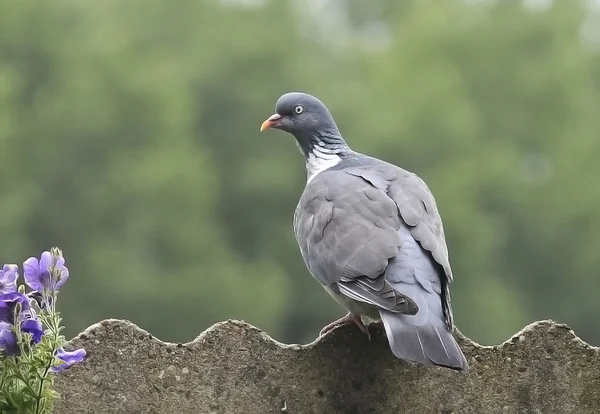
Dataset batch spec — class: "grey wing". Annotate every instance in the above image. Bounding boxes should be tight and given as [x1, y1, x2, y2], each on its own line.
[345, 164, 455, 327]
[294, 172, 418, 315]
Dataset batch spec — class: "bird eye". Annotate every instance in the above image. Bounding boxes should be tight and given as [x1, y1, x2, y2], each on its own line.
[294, 105, 304, 114]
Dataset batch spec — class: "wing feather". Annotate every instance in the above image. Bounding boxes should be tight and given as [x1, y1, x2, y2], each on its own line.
[294, 170, 417, 314]
[345, 161, 455, 327]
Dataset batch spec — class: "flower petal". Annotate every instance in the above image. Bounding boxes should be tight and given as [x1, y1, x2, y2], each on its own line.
[0, 293, 30, 324]
[0, 322, 18, 356]
[0, 302, 9, 322]
[55, 266, 69, 289]
[39, 251, 53, 274]
[23, 257, 42, 291]
[51, 347, 86, 372]
[55, 256, 65, 269]
[21, 318, 44, 343]
[0, 292, 31, 314]
[0, 264, 18, 294]
[2, 264, 18, 276]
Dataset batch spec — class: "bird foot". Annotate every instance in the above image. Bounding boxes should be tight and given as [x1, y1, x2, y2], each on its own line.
[319, 313, 371, 340]
[368, 321, 384, 330]
[366, 321, 385, 339]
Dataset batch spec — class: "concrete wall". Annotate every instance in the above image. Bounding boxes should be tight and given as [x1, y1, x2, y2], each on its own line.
[54, 319, 600, 413]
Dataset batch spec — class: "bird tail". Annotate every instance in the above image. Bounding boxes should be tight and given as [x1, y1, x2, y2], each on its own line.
[379, 309, 468, 371]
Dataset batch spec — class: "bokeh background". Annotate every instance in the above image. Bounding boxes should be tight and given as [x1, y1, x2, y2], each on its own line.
[2, 0, 600, 346]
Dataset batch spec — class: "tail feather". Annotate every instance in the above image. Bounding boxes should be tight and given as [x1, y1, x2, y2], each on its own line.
[379, 309, 468, 371]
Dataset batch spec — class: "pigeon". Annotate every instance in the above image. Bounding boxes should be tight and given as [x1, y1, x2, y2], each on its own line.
[260, 92, 468, 371]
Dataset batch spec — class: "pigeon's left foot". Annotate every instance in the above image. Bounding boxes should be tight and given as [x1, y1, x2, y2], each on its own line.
[369, 321, 384, 330]
[319, 312, 370, 340]
[367, 321, 385, 340]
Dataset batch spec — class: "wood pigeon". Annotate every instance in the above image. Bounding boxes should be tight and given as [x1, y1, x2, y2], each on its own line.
[261, 92, 468, 371]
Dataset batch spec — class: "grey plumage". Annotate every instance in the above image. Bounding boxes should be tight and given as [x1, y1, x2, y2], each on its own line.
[261, 92, 468, 371]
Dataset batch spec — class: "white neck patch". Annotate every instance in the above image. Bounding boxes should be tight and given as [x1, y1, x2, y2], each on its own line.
[305, 145, 342, 183]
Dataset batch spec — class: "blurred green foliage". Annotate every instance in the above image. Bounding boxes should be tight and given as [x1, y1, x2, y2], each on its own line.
[1, 0, 600, 346]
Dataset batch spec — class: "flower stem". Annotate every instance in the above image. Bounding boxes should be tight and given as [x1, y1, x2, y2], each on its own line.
[35, 294, 60, 414]
[0, 370, 6, 393]
[14, 371, 38, 396]
[35, 351, 57, 412]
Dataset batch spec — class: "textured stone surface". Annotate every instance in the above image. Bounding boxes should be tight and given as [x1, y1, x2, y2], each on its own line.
[54, 319, 600, 414]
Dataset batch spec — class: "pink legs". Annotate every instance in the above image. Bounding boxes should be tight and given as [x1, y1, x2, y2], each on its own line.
[319, 312, 371, 340]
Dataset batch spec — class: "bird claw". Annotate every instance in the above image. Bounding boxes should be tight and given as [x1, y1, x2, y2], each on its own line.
[318, 315, 350, 338]
[363, 325, 372, 342]
[318, 313, 371, 341]
[366, 321, 385, 342]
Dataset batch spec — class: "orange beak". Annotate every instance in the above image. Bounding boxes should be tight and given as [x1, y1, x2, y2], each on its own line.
[260, 113, 282, 132]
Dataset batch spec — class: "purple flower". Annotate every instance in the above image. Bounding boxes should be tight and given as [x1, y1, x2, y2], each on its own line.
[0, 264, 18, 294]
[0, 292, 31, 323]
[50, 347, 86, 372]
[21, 318, 44, 343]
[24, 251, 69, 292]
[0, 321, 18, 356]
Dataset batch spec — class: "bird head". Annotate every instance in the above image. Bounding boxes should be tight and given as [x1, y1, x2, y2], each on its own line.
[260, 92, 339, 138]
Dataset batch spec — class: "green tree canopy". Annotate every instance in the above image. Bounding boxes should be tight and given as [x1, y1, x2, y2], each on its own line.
[1, 0, 599, 346]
